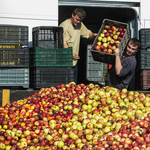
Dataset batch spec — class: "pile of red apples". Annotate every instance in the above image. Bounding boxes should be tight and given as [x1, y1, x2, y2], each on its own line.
[0, 82, 150, 149]
[94, 25, 126, 54]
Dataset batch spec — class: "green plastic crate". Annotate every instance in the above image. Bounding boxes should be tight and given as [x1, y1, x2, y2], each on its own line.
[30, 47, 73, 67]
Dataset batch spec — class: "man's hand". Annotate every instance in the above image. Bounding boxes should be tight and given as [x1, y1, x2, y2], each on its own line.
[64, 43, 68, 48]
[89, 33, 97, 40]
[115, 48, 120, 56]
[73, 53, 80, 60]
[93, 33, 97, 37]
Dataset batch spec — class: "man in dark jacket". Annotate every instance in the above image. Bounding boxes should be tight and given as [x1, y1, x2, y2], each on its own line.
[107, 38, 141, 90]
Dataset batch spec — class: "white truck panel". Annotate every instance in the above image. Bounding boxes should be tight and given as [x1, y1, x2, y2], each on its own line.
[95, 0, 140, 1]
[1, 0, 150, 41]
[141, 0, 150, 28]
[0, 0, 58, 19]
[0, 0, 58, 44]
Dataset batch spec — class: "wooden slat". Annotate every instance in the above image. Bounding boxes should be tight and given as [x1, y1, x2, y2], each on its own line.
[2, 89, 10, 106]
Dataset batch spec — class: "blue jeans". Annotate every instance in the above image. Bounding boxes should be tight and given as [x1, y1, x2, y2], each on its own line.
[73, 64, 78, 84]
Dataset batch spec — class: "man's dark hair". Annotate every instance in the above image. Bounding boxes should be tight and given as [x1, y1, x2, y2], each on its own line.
[128, 38, 141, 50]
[72, 7, 86, 20]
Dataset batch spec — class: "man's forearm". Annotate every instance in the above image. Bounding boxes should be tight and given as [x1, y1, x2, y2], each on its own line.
[115, 55, 122, 75]
[89, 33, 97, 40]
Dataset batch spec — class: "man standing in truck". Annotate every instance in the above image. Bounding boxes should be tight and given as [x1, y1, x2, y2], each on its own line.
[106, 38, 141, 90]
[59, 7, 97, 84]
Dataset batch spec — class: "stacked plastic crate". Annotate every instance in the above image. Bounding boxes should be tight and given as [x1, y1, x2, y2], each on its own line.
[0, 25, 29, 89]
[90, 19, 130, 64]
[29, 26, 74, 89]
[135, 29, 150, 90]
[86, 45, 108, 86]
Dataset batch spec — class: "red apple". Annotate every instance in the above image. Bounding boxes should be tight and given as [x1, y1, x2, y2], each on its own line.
[105, 32, 110, 37]
[113, 30, 117, 35]
[100, 45, 105, 50]
[112, 26, 116, 31]
[118, 37, 122, 41]
[107, 44, 112, 49]
[102, 29, 107, 34]
[98, 49, 102, 52]
[110, 33, 114, 38]
[98, 36, 102, 41]
[102, 37, 107, 43]
[111, 45, 116, 50]
[113, 35, 118, 40]
[105, 25, 110, 30]
[108, 49, 112, 54]
[116, 42, 120, 47]
[103, 48, 108, 53]
[118, 27, 123, 32]
[97, 41, 101, 46]
[120, 31, 125, 37]
[107, 36, 112, 42]
[94, 45, 100, 50]
[108, 29, 113, 33]
[110, 39, 115, 45]
[116, 32, 120, 36]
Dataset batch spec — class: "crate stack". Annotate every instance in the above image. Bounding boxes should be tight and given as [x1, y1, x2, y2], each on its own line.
[30, 26, 74, 89]
[0, 25, 29, 89]
[86, 45, 108, 86]
[135, 29, 150, 90]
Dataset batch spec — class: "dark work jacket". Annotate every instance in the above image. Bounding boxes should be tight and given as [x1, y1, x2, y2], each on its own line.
[108, 55, 136, 90]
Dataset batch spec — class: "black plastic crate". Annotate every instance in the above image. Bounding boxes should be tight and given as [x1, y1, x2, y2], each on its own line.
[32, 26, 63, 49]
[29, 47, 73, 67]
[139, 28, 150, 49]
[0, 25, 28, 47]
[30, 67, 74, 89]
[91, 19, 130, 64]
[135, 69, 150, 90]
[0, 48, 29, 67]
[136, 48, 150, 69]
